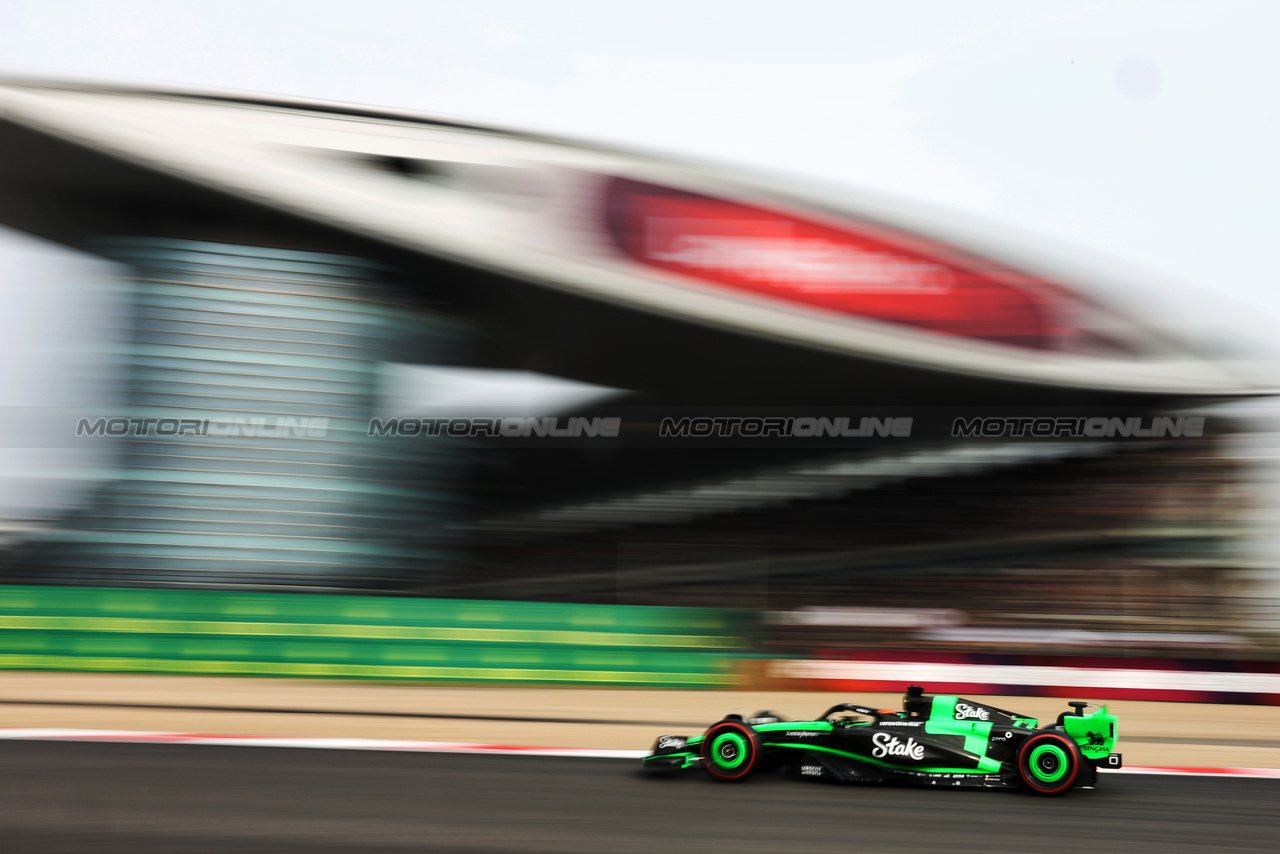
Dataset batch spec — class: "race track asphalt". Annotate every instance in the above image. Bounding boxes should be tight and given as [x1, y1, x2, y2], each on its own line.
[0, 741, 1275, 853]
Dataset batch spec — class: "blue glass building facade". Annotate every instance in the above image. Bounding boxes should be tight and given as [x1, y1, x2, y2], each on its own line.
[42, 239, 466, 587]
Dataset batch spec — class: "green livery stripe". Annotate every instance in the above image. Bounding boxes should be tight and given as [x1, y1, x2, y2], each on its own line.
[762, 742, 999, 774]
[643, 751, 697, 762]
[642, 751, 702, 770]
[752, 721, 833, 733]
[925, 696, 995, 757]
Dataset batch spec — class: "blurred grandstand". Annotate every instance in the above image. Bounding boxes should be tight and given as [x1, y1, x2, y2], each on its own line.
[0, 80, 1274, 665]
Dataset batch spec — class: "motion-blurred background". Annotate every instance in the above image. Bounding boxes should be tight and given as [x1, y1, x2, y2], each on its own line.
[1, 2, 1279, 698]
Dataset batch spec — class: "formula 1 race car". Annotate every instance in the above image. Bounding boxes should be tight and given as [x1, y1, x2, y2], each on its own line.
[643, 686, 1121, 795]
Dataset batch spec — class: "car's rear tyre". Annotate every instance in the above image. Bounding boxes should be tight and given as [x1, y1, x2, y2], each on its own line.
[1018, 732, 1082, 795]
[700, 720, 762, 782]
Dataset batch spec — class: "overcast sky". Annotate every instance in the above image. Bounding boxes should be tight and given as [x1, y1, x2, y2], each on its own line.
[1, 1, 1278, 514]
[3, 1, 1278, 322]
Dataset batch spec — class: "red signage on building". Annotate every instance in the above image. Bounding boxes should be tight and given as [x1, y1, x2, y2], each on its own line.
[605, 178, 1101, 352]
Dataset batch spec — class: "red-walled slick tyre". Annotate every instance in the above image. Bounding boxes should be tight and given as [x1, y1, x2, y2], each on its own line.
[700, 720, 763, 782]
[1018, 732, 1082, 795]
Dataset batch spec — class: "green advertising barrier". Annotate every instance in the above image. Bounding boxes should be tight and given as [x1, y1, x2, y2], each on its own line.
[0, 586, 746, 687]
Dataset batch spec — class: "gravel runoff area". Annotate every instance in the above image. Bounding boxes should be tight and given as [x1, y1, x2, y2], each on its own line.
[2, 671, 1278, 769]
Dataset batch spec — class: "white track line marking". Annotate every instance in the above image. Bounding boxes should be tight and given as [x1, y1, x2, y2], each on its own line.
[0, 728, 646, 759]
[1110, 766, 1280, 779]
[2, 729, 1278, 777]
[770, 659, 1280, 695]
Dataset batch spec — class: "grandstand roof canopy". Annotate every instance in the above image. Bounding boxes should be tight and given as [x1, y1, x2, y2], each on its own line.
[0, 80, 1270, 406]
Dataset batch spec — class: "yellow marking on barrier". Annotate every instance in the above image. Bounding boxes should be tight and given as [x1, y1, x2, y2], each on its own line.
[221, 601, 277, 616]
[70, 637, 152, 655]
[457, 611, 505, 623]
[343, 606, 392, 620]
[282, 643, 353, 660]
[100, 598, 158, 612]
[0, 653, 738, 686]
[0, 636, 50, 651]
[379, 647, 449, 662]
[568, 612, 617, 627]
[0, 615, 738, 649]
[573, 653, 639, 667]
[177, 641, 255, 658]
[478, 650, 546, 664]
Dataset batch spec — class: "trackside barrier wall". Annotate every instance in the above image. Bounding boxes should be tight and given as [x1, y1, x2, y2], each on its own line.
[0, 586, 746, 687]
[766, 650, 1280, 704]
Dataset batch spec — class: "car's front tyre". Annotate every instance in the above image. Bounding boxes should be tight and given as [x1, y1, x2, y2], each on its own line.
[1018, 732, 1082, 795]
[700, 720, 763, 782]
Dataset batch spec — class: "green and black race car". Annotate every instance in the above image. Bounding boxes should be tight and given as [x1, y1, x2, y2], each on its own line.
[643, 685, 1121, 795]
